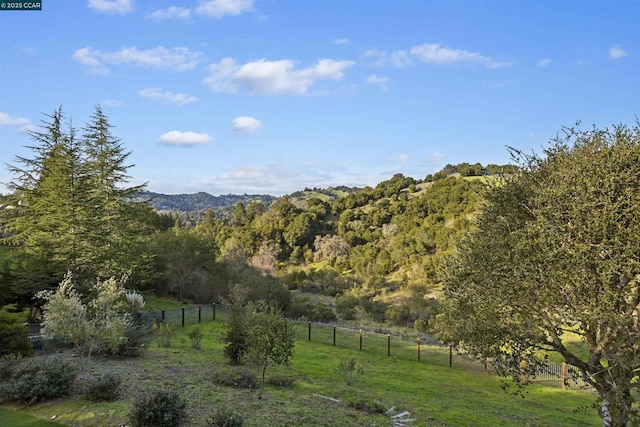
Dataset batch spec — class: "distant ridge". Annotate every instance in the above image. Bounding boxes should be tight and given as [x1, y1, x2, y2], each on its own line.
[136, 191, 277, 213]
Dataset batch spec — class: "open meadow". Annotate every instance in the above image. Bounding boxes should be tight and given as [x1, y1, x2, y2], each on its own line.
[2, 320, 600, 426]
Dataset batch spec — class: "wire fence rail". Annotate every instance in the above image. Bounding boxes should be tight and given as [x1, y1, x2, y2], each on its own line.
[291, 320, 592, 391]
[25, 303, 591, 392]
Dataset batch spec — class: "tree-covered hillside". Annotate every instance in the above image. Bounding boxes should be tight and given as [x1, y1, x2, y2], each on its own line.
[0, 107, 513, 330]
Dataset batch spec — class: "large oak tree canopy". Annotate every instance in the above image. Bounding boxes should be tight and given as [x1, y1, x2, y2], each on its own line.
[441, 124, 640, 427]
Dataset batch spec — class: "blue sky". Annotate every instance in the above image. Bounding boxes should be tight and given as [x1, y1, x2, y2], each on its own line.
[1, 0, 639, 195]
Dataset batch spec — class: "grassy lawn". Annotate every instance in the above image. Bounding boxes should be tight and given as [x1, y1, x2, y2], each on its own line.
[0, 407, 65, 426]
[2, 320, 600, 426]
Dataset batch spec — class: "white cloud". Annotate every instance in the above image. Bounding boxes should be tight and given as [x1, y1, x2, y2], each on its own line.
[389, 50, 411, 68]
[333, 38, 351, 45]
[138, 87, 198, 106]
[0, 112, 32, 131]
[72, 46, 203, 74]
[148, 6, 190, 19]
[366, 74, 389, 92]
[157, 130, 212, 146]
[537, 58, 551, 67]
[409, 43, 511, 68]
[87, 0, 133, 14]
[195, 0, 254, 18]
[360, 48, 411, 68]
[609, 45, 627, 59]
[231, 116, 263, 133]
[204, 57, 355, 95]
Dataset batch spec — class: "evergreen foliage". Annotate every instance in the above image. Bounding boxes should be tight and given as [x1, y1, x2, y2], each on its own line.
[1, 107, 155, 309]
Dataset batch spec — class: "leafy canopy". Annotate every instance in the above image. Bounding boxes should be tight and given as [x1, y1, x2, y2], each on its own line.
[441, 123, 640, 426]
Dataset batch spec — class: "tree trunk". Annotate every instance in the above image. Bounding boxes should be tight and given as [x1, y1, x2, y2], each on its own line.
[259, 357, 268, 399]
[599, 389, 631, 427]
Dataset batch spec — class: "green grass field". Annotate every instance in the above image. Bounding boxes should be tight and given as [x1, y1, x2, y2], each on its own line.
[0, 407, 65, 426]
[2, 319, 600, 426]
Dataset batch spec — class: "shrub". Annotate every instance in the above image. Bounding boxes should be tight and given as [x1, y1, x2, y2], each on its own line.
[102, 322, 148, 357]
[152, 321, 174, 348]
[212, 367, 257, 389]
[414, 319, 428, 333]
[266, 374, 295, 387]
[84, 372, 121, 402]
[129, 389, 188, 427]
[188, 326, 203, 349]
[207, 406, 244, 427]
[0, 356, 77, 405]
[346, 397, 386, 414]
[0, 312, 34, 357]
[336, 358, 364, 386]
[222, 303, 249, 365]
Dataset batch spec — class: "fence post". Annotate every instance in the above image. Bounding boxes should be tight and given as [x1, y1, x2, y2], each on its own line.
[181, 307, 185, 327]
[359, 329, 363, 351]
[562, 362, 568, 390]
[449, 345, 453, 367]
[333, 326, 336, 346]
[521, 360, 527, 381]
[387, 334, 391, 356]
[417, 338, 421, 362]
[308, 321, 312, 341]
[484, 356, 488, 372]
[213, 304, 216, 321]
[161, 310, 165, 322]
[198, 305, 202, 323]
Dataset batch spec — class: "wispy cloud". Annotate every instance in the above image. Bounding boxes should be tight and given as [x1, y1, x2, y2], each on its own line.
[609, 45, 627, 60]
[360, 48, 411, 68]
[0, 112, 32, 131]
[366, 74, 389, 92]
[231, 116, 263, 133]
[87, 0, 133, 15]
[199, 163, 381, 195]
[195, 0, 254, 18]
[333, 38, 351, 45]
[410, 43, 511, 68]
[148, 6, 190, 20]
[361, 43, 508, 69]
[537, 58, 551, 67]
[138, 87, 198, 106]
[72, 46, 203, 74]
[204, 58, 355, 95]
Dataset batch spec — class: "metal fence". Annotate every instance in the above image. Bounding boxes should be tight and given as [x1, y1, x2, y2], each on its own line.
[26, 304, 224, 355]
[293, 320, 592, 391]
[25, 304, 591, 391]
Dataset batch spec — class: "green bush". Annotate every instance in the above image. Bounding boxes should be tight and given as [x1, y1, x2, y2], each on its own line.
[0, 312, 34, 357]
[152, 321, 174, 348]
[0, 356, 77, 405]
[346, 397, 386, 414]
[212, 367, 257, 389]
[103, 323, 148, 357]
[84, 372, 121, 402]
[288, 297, 337, 323]
[266, 374, 295, 387]
[129, 389, 188, 427]
[188, 326, 203, 349]
[336, 358, 364, 386]
[207, 406, 244, 427]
